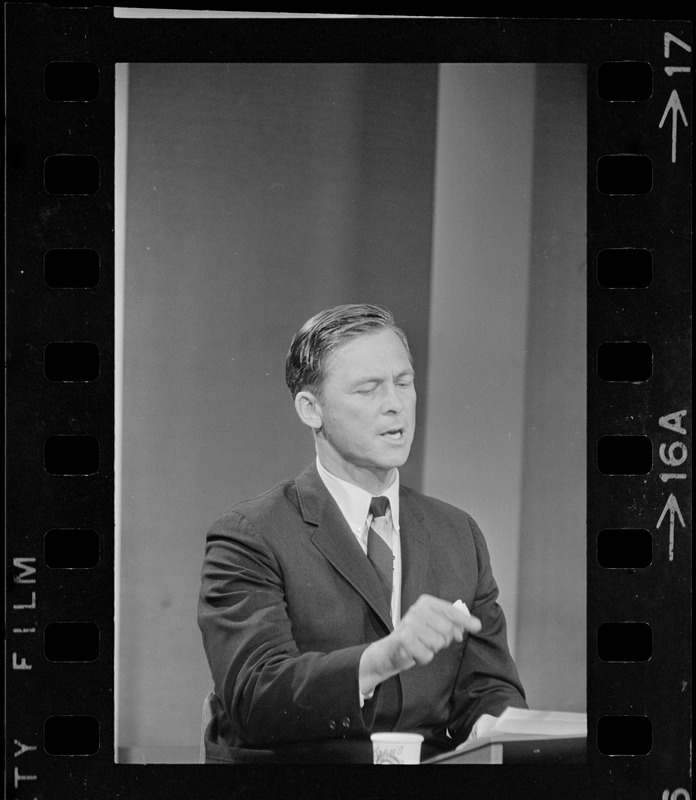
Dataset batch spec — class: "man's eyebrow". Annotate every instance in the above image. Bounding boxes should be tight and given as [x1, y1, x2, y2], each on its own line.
[350, 376, 381, 387]
[350, 370, 414, 386]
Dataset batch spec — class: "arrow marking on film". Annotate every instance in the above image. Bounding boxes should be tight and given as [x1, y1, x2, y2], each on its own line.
[659, 90, 688, 164]
[656, 493, 686, 561]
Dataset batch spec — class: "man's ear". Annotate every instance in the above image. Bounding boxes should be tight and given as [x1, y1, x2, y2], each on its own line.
[294, 390, 323, 431]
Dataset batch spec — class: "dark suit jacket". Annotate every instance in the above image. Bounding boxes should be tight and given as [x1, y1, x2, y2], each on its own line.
[197, 463, 526, 763]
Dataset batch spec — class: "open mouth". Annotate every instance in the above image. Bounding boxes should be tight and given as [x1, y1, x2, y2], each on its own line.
[380, 428, 405, 441]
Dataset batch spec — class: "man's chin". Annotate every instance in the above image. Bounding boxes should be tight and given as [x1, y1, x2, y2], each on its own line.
[375, 447, 412, 470]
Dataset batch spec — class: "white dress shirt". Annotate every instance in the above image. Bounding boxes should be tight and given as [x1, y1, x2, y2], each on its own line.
[315, 455, 402, 623]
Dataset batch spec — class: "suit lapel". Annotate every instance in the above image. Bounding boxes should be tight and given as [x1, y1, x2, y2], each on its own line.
[296, 464, 393, 632]
[398, 489, 431, 614]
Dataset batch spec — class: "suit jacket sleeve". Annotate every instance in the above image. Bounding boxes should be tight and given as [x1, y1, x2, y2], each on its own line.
[445, 514, 528, 743]
[198, 509, 371, 747]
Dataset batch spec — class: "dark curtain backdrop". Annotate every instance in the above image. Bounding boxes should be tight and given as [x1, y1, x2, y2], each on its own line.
[120, 63, 438, 749]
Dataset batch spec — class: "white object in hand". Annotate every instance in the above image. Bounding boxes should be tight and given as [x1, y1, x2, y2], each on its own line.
[453, 598, 482, 634]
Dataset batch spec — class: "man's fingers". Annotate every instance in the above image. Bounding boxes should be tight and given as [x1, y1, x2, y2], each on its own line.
[464, 614, 482, 633]
[396, 611, 461, 657]
[406, 595, 483, 639]
[391, 634, 434, 669]
[412, 608, 463, 647]
[451, 599, 482, 634]
[388, 594, 483, 673]
[452, 609, 482, 634]
[398, 638, 435, 667]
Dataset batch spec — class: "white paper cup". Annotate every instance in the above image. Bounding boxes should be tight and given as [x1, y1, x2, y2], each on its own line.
[371, 732, 424, 764]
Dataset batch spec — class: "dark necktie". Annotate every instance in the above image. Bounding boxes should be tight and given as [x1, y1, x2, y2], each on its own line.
[367, 496, 394, 591]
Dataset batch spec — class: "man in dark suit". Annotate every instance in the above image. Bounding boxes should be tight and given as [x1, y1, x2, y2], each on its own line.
[198, 303, 526, 763]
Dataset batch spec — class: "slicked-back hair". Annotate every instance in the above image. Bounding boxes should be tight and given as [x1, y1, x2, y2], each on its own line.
[285, 304, 412, 399]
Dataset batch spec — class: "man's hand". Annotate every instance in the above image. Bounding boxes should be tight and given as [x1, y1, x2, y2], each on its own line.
[359, 594, 481, 696]
[463, 713, 498, 744]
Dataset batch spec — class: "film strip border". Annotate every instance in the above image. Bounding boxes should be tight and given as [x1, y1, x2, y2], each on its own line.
[588, 26, 692, 800]
[5, 9, 692, 800]
[6, 5, 117, 798]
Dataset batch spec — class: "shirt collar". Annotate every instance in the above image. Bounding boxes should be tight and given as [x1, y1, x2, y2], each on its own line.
[315, 455, 400, 534]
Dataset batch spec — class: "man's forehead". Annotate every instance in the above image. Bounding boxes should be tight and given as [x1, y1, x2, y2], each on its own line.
[325, 329, 413, 371]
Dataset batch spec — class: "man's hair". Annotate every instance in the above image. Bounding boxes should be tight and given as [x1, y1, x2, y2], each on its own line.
[285, 303, 412, 398]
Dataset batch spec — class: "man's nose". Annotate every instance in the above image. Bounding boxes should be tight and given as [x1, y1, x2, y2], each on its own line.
[381, 384, 404, 413]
